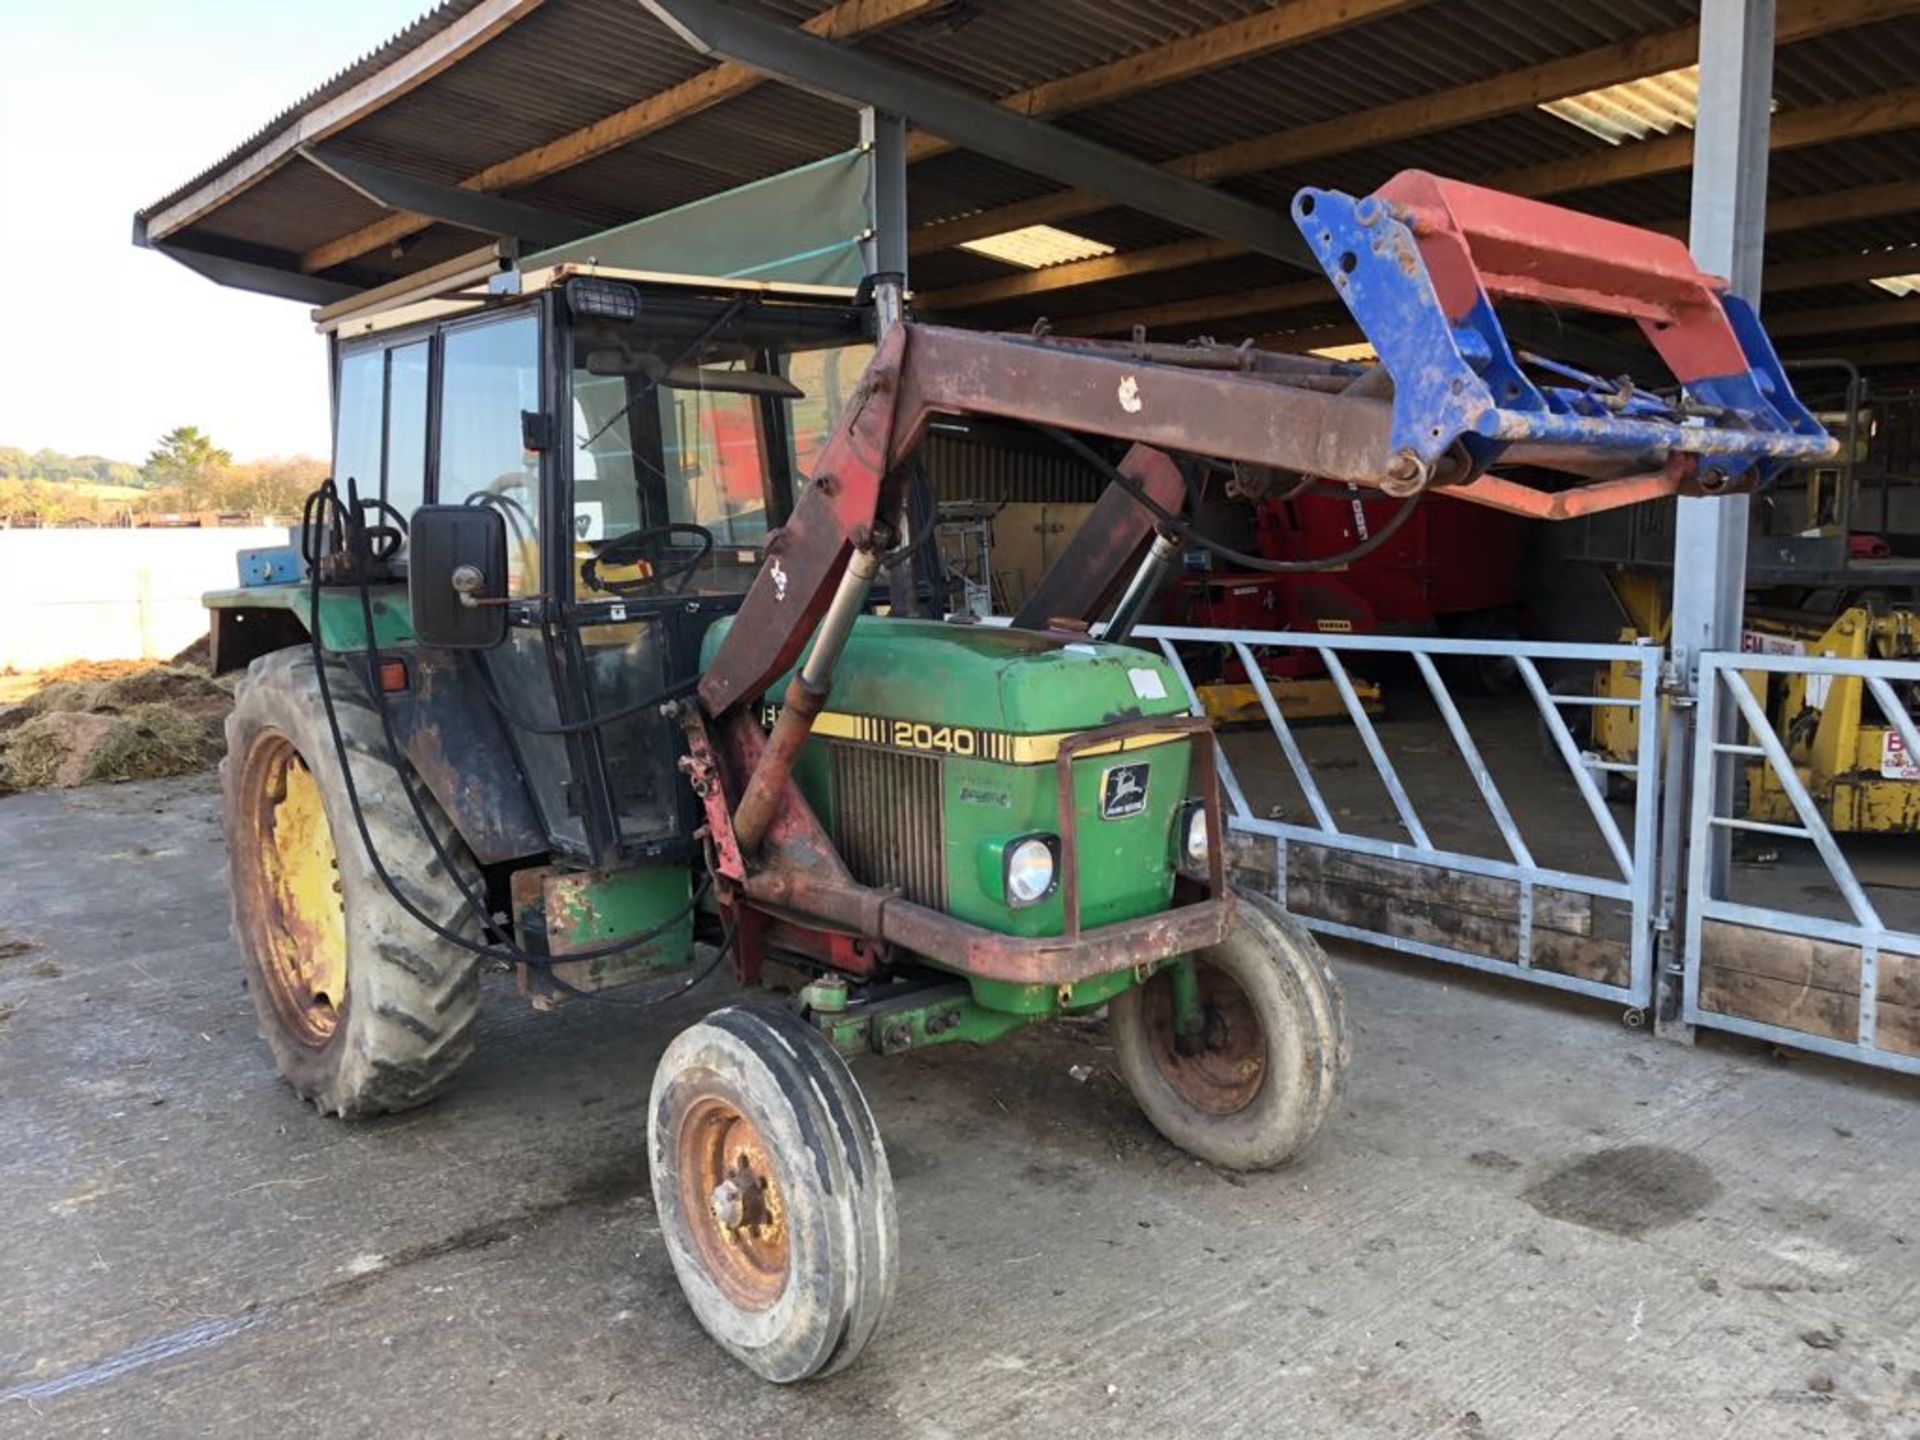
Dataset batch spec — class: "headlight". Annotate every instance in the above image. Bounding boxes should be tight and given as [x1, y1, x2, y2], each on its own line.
[1005, 835, 1059, 908]
[1183, 802, 1209, 870]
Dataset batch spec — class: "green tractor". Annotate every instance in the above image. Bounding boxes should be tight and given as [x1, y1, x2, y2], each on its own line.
[208, 260, 1346, 1382]
[201, 173, 1830, 1380]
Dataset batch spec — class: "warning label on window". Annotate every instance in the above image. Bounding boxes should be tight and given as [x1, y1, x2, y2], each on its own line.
[1883, 731, 1920, 781]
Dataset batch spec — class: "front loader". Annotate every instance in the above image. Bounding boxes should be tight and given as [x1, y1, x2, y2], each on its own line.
[201, 172, 1831, 1380]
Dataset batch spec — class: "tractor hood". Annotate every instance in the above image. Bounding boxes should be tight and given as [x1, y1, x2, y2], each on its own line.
[702, 617, 1190, 735]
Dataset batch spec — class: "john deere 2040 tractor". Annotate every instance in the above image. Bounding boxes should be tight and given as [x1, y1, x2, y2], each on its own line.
[199, 172, 1830, 1380]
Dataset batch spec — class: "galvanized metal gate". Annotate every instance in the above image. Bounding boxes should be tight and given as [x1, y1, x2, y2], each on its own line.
[1136, 625, 1664, 1010]
[1680, 648, 1920, 1074]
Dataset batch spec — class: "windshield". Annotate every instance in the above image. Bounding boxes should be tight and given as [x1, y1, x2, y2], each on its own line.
[570, 312, 872, 597]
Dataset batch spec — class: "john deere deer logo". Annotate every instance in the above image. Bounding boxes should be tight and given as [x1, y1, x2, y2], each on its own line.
[1100, 763, 1149, 820]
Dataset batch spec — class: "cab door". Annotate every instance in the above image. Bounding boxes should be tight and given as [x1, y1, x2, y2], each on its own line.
[433, 303, 604, 858]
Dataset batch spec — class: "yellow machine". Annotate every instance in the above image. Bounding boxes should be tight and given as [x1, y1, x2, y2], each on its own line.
[1591, 573, 1919, 833]
[1196, 673, 1384, 726]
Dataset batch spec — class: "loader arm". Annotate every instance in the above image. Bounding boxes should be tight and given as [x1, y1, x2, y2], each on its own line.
[698, 170, 1834, 848]
[703, 183, 1833, 720]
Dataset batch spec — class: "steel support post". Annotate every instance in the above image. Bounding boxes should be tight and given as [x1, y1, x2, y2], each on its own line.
[1655, 0, 1776, 1039]
[859, 107, 909, 332]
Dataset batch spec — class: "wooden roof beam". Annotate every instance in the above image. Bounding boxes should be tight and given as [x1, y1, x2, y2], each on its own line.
[637, 0, 1314, 266]
[904, 0, 1426, 164]
[1783, 335, 1920, 365]
[932, 96, 1920, 323]
[1484, 86, 1920, 198]
[1057, 279, 1330, 339]
[1051, 187, 1920, 338]
[1649, 179, 1920, 237]
[298, 0, 944, 276]
[1763, 244, 1920, 291]
[920, 236, 1245, 311]
[302, 0, 1423, 277]
[1768, 297, 1920, 338]
[909, 0, 1920, 256]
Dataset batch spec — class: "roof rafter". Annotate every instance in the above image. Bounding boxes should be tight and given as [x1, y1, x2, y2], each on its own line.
[1768, 297, 1920, 338]
[923, 81, 1920, 319]
[298, 0, 945, 276]
[1483, 86, 1920, 198]
[909, 0, 1920, 256]
[303, 0, 1425, 278]
[635, 0, 1312, 267]
[903, 0, 1425, 165]
[1762, 244, 1920, 292]
[1782, 335, 1920, 365]
[1045, 182, 1920, 337]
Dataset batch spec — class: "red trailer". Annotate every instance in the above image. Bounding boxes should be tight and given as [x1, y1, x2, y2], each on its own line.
[1163, 487, 1532, 711]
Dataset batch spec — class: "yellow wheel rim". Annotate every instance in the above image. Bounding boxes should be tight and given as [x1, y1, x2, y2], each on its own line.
[244, 735, 348, 1047]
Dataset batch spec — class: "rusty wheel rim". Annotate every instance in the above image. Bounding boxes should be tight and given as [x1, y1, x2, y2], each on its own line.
[1141, 960, 1268, 1116]
[241, 734, 348, 1048]
[676, 1096, 790, 1310]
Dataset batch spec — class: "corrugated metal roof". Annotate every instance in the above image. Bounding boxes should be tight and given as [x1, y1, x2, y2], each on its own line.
[138, 0, 1920, 369]
[140, 0, 493, 220]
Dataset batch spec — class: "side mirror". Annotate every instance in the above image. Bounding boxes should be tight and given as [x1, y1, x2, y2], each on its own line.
[408, 504, 509, 649]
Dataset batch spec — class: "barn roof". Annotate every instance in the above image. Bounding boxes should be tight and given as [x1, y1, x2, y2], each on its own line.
[135, 0, 1920, 375]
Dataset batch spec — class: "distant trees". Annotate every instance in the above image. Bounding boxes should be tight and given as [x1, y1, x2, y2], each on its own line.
[0, 446, 143, 489]
[1, 432, 327, 526]
[142, 426, 233, 512]
[213, 456, 328, 517]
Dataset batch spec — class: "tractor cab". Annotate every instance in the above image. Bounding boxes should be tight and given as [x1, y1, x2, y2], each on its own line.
[303, 266, 878, 872]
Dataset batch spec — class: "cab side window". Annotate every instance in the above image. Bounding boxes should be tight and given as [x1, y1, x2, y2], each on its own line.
[438, 312, 541, 594]
[385, 342, 429, 523]
[333, 348, 384, 506]
[333, 338, 431, 538]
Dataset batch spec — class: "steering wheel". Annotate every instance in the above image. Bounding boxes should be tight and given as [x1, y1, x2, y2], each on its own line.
[582, 522, 716, 597]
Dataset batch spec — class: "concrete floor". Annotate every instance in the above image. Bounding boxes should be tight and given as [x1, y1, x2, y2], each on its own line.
[2, 774, 1918, 1439]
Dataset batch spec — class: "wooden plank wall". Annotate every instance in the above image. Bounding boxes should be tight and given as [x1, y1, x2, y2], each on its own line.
[1698, 920, 1920, 1059]
[1224, 831, 1919, 1060]
[1225, 834, 1634, 989]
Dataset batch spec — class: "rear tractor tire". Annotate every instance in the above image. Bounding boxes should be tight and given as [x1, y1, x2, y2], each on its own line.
[650, 1006, 897, 1382]
[224, 647, 485, 1118]
[1111, 888, 1349, 1170]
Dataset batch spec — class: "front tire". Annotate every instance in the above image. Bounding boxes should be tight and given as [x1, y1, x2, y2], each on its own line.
[224, 647, 484, 1118]
[1111, 889, 1349, 1170]
[650, 1006, 897, 1382]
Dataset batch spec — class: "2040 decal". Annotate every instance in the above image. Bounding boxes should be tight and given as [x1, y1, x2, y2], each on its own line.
[887, 719, 979, 756]
[760, 703, 993, 758]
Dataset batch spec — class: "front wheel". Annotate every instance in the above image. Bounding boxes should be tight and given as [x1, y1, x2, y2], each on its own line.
[649, 1006, 897, 1382]
[1111, 889, 1349, 1170]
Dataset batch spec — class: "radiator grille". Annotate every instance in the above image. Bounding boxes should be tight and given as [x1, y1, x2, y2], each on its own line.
[825, 742, 947, 910]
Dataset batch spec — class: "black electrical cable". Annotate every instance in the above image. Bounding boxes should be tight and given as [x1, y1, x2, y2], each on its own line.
[538, 913, 738, 1009]
[299, 478, 722, 984]
[1035, 423, 1423, 574]
[470, 658, 701, 738]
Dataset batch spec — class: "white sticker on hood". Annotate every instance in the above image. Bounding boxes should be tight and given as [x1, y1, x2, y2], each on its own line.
[1128, 667, 1168, 701]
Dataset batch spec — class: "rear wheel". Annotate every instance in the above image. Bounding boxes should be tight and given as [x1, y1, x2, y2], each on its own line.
[650, 1006, 896, 1382]
[224, 647, 484, 1117]
[1111, 889, 1348, 1170]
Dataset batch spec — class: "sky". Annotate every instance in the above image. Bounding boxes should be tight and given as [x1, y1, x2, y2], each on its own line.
[0, 0, 428, 464]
